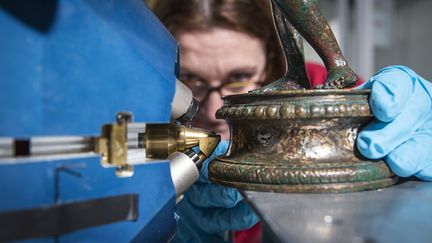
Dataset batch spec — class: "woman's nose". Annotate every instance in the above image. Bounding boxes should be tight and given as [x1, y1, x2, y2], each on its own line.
[201, 89, 224, 118]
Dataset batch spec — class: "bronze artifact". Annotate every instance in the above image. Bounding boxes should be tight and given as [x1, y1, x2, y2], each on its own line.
[208, 0, 398, 193]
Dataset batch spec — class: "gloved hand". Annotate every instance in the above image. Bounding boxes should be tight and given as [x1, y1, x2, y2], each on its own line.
[356, 65, 432, 180]
[172, 140, 259, 243]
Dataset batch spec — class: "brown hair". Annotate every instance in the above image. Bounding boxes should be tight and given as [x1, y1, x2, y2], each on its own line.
[151, 0, 285, 84]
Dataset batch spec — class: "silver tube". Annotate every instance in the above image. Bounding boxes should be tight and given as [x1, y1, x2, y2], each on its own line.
[31, 143, 93, 155]
[0, 138, 13, 157]
[31, 136, 93, 155]
[128, 123, 146, 134]
[31, 136, 91, 145]
[127, 148, 147, 164]
[127, 123, 146, 149]
[171, 79, 199, 123]
[169, 152, 199, 197]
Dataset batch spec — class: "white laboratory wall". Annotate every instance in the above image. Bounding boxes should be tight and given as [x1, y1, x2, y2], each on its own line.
[304, 0, 432, 80]
[375, 0, 432, 80]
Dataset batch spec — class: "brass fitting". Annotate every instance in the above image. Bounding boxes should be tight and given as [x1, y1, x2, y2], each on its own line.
[95, 112, 134, 177]
[144, 124, 220, 160]
[95, 113, 220, 178]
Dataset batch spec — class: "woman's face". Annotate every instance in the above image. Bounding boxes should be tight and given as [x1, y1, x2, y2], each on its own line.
[177, 28, 267, 139]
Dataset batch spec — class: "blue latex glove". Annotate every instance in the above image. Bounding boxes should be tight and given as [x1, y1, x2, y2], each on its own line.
[172, 140, 259, 243]
[356, 65, 432, 180]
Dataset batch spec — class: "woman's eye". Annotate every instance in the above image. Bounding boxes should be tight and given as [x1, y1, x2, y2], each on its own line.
[179, 73, 201, 83]
[179, 73, 207, 95]
[228, 73, 254, 83]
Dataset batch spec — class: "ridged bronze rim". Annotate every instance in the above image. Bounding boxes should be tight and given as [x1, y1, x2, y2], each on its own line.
[209, 174, 398, 193]
[209, 157, 394, 192]
[217, 89, 372, 120]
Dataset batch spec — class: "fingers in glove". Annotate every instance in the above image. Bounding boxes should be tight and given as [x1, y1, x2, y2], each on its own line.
[357, 76, 431, 159]
[186, 182, 243, 208]
[192, 200, 260, 234]
[415, 118, 432, 180]
[368, 66, 414, 122]
[384, 118, 432, 180]
[197, 140, 229, 183]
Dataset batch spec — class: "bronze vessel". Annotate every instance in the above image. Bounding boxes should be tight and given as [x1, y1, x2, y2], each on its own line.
[208, 89, 398, 193]
[208, 0, 398, 193]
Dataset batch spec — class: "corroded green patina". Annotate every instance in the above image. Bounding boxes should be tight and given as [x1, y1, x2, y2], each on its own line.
[208, 1, 398, 193]
[209, 90, 398, 193]
[253, 0, 358, 93]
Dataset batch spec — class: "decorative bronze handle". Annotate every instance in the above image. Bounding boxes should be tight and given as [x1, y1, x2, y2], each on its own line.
[257, 0, 359, 92]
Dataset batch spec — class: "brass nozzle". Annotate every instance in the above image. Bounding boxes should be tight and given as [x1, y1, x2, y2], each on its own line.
[144, 124, 220, 159]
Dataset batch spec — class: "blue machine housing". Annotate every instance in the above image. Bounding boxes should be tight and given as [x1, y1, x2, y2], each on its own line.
[0, 0, 178, 241]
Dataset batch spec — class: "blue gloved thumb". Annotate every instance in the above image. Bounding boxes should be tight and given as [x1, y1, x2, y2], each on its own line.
[197, 140, 229, 182]
[356, 66, 432, 159]
[385, 118, 432, 179]
[187, 182, 243, 208]
[356, 66, 413, 122]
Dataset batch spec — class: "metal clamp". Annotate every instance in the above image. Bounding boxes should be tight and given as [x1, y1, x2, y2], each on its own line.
[95, 112, 134, 177]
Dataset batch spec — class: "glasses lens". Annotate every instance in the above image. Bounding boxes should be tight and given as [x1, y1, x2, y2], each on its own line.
[183, 80, 208, 99]
[221, 81, 259, 95]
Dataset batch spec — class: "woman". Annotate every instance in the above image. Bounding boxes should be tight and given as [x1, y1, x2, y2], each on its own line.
[151, 1, 291, 242]
[151, 1, 329, 242]
[152, 0, 330, 140]
[154, 0, 287, 141]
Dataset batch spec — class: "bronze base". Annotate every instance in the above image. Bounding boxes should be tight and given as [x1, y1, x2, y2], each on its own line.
[208, 90, 398, 193]
[210, 158, 398, 193]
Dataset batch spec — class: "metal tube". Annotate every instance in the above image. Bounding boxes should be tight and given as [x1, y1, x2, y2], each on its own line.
[30, 137, 94, 155]
[169, 152, 199, 197]
[171, 79, 199, 123]
[0, 138, 13, 157]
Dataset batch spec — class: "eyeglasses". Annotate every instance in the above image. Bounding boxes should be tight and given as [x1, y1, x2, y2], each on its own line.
[184, 80, 260, 101]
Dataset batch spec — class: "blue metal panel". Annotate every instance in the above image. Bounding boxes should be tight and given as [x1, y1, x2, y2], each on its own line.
[0, 0, 178, 137]
[0, 157, 176, 242]
[0, 160, 56, 212]
[57, 157, 176, 242]
[0, 0, 179, 241]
